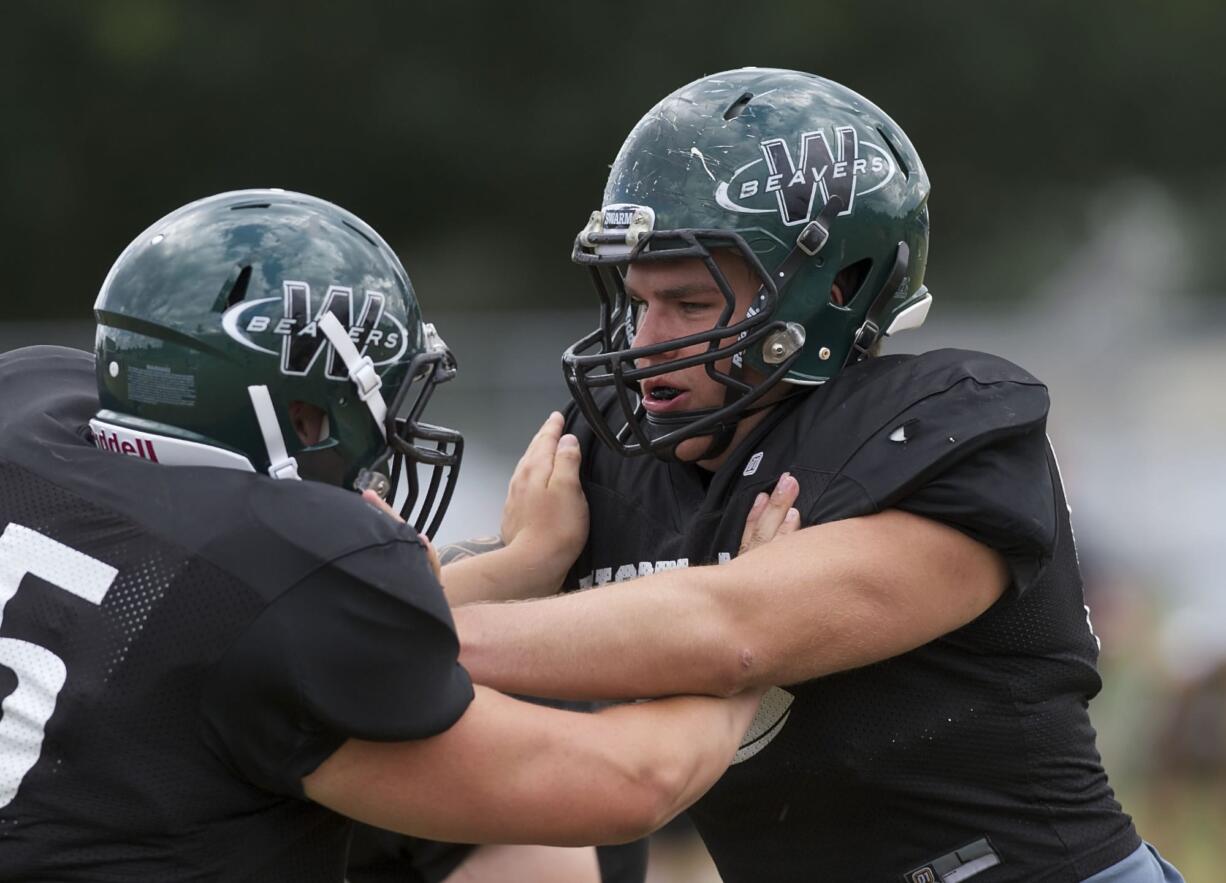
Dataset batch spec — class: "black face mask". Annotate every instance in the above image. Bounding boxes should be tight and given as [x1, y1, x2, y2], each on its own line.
[355, 346, 463, 538]
[563, 228, 803, 461]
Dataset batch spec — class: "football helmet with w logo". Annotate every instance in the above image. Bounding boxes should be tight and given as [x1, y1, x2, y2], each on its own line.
[94, 190, 461, 535]
[566, 68, 933, 459]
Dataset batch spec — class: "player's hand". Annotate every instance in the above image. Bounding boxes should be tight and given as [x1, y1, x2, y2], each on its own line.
[738, 472, 801, 556]
[362, 489, 442, 582]
[418, 532, 442, 582]
[362, 488, 404, 524]
[500, 412, 589, 587]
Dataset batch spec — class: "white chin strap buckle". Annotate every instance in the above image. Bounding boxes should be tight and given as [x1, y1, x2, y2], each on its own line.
[248, 384, 301, 481]
[348, 354, 383, 403]
[318, 312, 389, 438]
[267, 457, 301, 481]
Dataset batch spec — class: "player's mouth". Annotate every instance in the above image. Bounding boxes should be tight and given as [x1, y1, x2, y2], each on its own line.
[641, 379, 690, 413]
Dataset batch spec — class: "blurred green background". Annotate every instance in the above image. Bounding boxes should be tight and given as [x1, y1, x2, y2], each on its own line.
[4, 1, 1226, 318]
[2, 3, 1224, 880]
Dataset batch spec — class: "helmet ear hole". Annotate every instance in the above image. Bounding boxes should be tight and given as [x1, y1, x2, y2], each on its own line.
[288, 400, 329, 446]
[833, 258, 873, 308]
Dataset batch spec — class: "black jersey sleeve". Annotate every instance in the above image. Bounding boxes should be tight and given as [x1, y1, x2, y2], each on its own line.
[890, 426, 1056, 596]
[199, 538, 474, 798]
[837, 353, 1056, 597]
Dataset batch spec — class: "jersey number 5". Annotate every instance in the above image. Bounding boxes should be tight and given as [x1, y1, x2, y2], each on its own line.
[0, 523, 117, 809]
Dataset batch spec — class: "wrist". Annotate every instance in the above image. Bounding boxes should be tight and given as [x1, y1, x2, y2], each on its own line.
[437, 535, 504, 566]
[440, 540, 562, 606]
[503, 530, 576, 589]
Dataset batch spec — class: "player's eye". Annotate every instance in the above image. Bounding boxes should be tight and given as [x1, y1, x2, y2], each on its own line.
[679, 300, 716, 316]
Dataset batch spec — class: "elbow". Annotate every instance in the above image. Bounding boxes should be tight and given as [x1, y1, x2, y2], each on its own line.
[698, 588, 765, 697]
[602, 762, 691, 843]
[594, 733, 713, 843]
[545, 731, 697, 845]
[692, 643, 759, 698]
[554, 788, 671, 846]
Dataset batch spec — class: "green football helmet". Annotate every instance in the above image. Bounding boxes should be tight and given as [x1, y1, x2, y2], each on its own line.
[93, 189, 462, 535]
[565, 68, 932, 459]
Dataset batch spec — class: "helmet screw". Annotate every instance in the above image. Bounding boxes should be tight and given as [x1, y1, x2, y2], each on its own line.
[762, 322, 807, 365]
[819, 347, 832, 361]
[108, 361, 119, 378]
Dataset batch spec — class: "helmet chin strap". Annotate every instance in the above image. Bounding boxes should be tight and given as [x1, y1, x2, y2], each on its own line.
[692, 419, 738, 462]
[645, 407, 738, 463]
[645, 391, 794, 463]
[247, 312, 392, 483]
[247, 385, 301, 480]
[317, 313, 389, 438]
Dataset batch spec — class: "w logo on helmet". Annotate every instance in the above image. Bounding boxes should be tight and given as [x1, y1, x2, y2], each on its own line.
[714, 126, 896, 227]
[221, 281, 410, 378]
[280, 282, 387, 378]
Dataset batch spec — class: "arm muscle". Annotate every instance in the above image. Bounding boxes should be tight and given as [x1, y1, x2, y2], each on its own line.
[303, 685, 756, 846]
[456, 510, 1008, 699]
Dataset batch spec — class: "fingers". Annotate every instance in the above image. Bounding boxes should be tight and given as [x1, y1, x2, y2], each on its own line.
[755, 472, 799, 538]
[738, 473, 801, 555]
[514, 412, 565, 485]
[418, 531, 442, 582]
[739, 490, 768, 554]
[547, 432, 582, 490]
[362, 488, 405, 524]
[501, 413, 575, 548]
[360, 489, 447, 583]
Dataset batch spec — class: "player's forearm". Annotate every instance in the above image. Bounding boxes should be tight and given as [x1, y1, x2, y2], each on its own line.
[456, 511, 1008, 700]
[440, 538, 564, 606]
[470, 691, 759, 845]
[455, 568, 749, 699]
[584, 689, 762, 838]
[305, 686, 757, 847]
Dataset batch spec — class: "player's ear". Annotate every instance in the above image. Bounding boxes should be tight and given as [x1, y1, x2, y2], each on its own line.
[288, 401, 328, 446]
[831, 259, 872, 308]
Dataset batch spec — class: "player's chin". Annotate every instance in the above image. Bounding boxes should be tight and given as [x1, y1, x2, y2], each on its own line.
[671, 434, 715, 464]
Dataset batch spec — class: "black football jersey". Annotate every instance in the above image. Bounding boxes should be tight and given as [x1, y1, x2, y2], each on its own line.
[564, 349, 1140, 883]
[0, 347, 474, 882]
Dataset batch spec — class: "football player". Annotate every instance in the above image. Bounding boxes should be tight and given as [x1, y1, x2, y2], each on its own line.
[0, 190, 766, 882]
[452, 70, 1186, 882]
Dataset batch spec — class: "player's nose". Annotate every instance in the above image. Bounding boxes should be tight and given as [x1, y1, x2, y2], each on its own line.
[630, 306, 679, 358]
